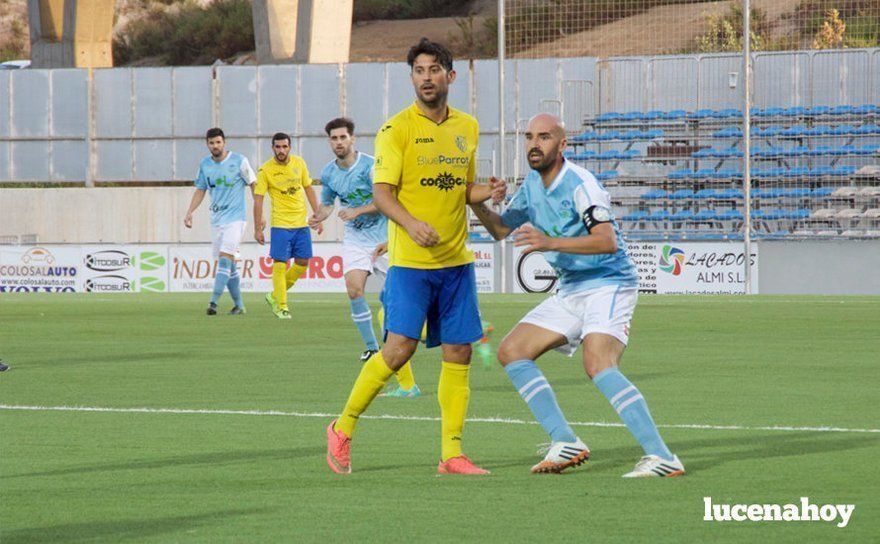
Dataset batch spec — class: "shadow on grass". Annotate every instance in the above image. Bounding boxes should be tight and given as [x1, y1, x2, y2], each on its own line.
[8, 447, 323, 479]
[3, 507, 275, 544]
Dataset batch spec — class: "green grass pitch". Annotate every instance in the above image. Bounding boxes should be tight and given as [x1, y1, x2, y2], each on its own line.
[1, 293, 878, 543]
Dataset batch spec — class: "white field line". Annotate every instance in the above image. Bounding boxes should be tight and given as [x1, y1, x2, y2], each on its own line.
[1, 404, 877, 434]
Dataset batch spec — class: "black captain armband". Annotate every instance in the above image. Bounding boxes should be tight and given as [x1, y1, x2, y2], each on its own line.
[582, 205, 612, 233]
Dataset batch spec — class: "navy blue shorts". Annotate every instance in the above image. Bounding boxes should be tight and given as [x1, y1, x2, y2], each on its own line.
[383, 263, 482, 348]
[269, 227, 313, 262]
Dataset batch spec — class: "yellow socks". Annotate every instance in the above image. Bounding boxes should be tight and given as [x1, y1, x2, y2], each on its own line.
[286, 263, 307, 289]
[335, 351, 394, 437]
[438, 361, 470, 461]
[395, 361, 416, 390]
[272, 261, 288, 309]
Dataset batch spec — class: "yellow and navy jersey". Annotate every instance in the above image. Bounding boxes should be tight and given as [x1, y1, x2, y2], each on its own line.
[255, 155, 312, 228]
[373, 102, 478, 269]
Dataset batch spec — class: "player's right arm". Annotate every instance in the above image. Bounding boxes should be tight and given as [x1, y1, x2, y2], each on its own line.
[184, 165, 209, 228]
[372, 122, 439, 247]
[253, 167, 269, 244]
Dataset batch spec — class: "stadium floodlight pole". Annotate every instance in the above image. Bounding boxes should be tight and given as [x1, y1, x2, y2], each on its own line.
[742, 0, 753, 295]
[498, 0, 508, 293]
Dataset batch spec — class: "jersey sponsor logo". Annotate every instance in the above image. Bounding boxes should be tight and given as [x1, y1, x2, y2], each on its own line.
[207, 175, 236, 188]
[281, 185, 300, 196]
[455, 135, 468, 153]
[342, 188, 372, 206]
[420, 171, 465, 191]
[416, 155, 470, 167]
[380, 124, 393, 132]
[210, 203, 231, 213]
[415, 137, 435, 144]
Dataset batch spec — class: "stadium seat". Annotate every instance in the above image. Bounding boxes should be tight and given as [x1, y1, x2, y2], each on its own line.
[754, 146, 784, 157]
[836, 208, 864, 226]
[692, 148, 715, 158]
[597, 150, 620, 160]
[714, 127, 743, 138]
[621, 210, 649, 221]
[829, 105, 855, 116]
[754, 125, 783, 137]
[753, 188, 781, 199]
[668, 189, 694, 200]
[688, 169, 716, 179]
[806, 146, 833, 157]
[782, 106, 808, 117]
[831, 166, 857, 177]
[690, 109, 715, 119]
[642, 129, 664, 139]
[569, 151, 597, 161]
[804, 125, 831, 136]
[620, 130, 642, 140]
[643, 110, 665, 120]
[668, 169, 691, 180]
[621, 149, 641, 159]
[785, 209, 810, 220]
[829, 125, 856, 135]
[597, 131, 622, 141]
[664, 110, 687, 120]
[641, 189, 668, 200]
[714, 188, 744, 200]
[754, 107, 784, 117]
[853, 104, 880, 115]
[861, 208, 880, 228]
[783, 167, 811, 178]
[780, 188, 811, 199]
[596, 112, 622, 122]
[693, 209, 718, 221]
[806, 106, 831, 116]
[854, 124, 880, 135]
[811, 186, 834, 198]
[648, 209, 671, 221]
[670, 210, 695, 222]
[569, 131, 598, 143]
[781, 145, 809, 157]
[717, 108, 743, 118]
[596, 170, 619, 181]
[810, 208, 838, 222]
[780, 126, 807, 137]
[855, 145, 880, 155]
[808, 166, 834, 178]
[830, 145, 857, 156]
[712, 169, 740, 180]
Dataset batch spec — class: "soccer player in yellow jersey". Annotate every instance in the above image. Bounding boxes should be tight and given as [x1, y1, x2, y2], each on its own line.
[253, 132, 321, 319]
[326, 38, 506, 475]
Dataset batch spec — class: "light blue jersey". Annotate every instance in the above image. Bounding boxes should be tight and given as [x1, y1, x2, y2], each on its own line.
[195, 152, 257, 227]
[501, 159, 638, 293]
[320, 152, 387, 247]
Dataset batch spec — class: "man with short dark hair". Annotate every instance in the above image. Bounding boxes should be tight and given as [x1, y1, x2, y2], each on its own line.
[184, 127, 256, 315]
[310, 117, 420, 397]
[325, 39, 506, 475]
[253, 132, 321, 319]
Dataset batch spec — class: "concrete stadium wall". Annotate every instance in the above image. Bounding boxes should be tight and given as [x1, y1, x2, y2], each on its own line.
[757, 240, 880, 295]
[1, 49, 877, 186]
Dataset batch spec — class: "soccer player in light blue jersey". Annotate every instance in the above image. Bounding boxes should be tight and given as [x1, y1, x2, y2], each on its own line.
[184, 127, 257, 315]
[470, 113, 684, 478]
[309, 117, 420, 397]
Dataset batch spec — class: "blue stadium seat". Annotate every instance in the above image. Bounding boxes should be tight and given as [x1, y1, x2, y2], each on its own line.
[597, 150, 619, 160]
[569, 131, 598, 143]
[622, 111, 643, 121]
[811, 187, 834, 198]
[755, 208, 786, 220]
[716, 209, 743, 221]
[781, 188, 811, 198]
[804, 125, 831, 136]
[690, 109, 715, 119]
[692, 148, 715, 158]
[596, 170, 619, 181]
[783, 106, 808, 116]
[648, 209, 671, 221]
[670, 210, 695, 222]
[752, 188, 779, 199]
[694, 188, 718, 199]
[754, 107, 784, 117]
[714, 127, 743, 138]
[753, 146, 784, 157]
[856, 145, 880, 155]
[829, 125, 856, 135]
[669, 189, 695, 200]
[693, 209, 718, 221]
[780, 126, 807, 137]
[784, 167, 811, 178]
[831, 166, 857, 176]
[754, 125, 783, 137]
[664, 110, 687, 120]
[715, 188, 744, 199]
[712, 169, 740, 179]
[668, 169, 691, 180]
[853, 104, 879, 114]
[830, 145, 857, 156]
[641, 189, 667, 200]
[782, 145, 809, 157]
[806, 106, 831, 116]
[569, 151, 597, 161]
[688, 169, 716, 179]
[808, 166, 834, 178]
[806, 145, 833, 157]
[597, 131, 622, 141]
[785, 209, 810, 220]
[596, 112, 622, 122]
[620, 130, 642, 140]
[829, 105, 855, 115]
[643, 110, 665, 120]
[621, 149, 641, 159]
[621, 210, 649, 221]
[854, 124, 880, 135]
[717, 109, 743, 118]
[642, 129, 664, 139]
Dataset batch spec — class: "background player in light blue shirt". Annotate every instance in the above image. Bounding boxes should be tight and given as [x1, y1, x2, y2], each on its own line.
[309, 117, 419, 397]
[470, 113, 683, 478]
[184, 127, 257, 316]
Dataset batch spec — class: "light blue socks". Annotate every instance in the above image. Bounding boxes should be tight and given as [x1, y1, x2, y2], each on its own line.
[211, 256, 232, 305]
[226, 260, 244, 309]
[350, 296, 379, 351]
[593, 367, 673, 460]
[505, 360, 578, 443]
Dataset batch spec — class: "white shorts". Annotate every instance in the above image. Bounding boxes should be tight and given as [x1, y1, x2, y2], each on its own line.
[211, 220, 246, 258]
[520, 284, 638, 356]
[342, 242, 389, 276]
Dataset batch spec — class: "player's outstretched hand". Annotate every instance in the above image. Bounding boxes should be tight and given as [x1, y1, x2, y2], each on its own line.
[183, 213, 193, 229]
[372, 242, 388, 260]
[489, 176, 507, 204]
[406, 220, 440, 247]
[254, 229, 265, 245]
[513, 225, 552, 253]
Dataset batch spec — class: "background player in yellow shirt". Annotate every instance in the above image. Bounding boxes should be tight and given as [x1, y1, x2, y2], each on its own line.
[253, 132, 321, 319]
[326, 38, 506, 475]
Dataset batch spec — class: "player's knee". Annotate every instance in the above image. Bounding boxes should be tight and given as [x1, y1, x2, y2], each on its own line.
[382, 342, 417, 369]
[583, 351, 614, 379]
[496, 339, 522, 366]
[442, 343, 472, 364]
[346, 285, 364, 299]
[293, 258, 309, 267]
